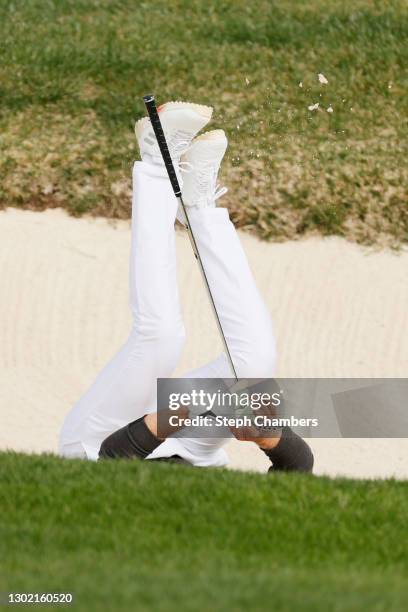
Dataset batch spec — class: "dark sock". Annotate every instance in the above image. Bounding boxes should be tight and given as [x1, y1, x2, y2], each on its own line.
[149, 455, 191, 465]
[99, 416, 161, 460]
[262, 427, 314, 473]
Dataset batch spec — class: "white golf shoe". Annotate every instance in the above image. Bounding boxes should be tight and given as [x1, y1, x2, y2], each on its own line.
[177, 129, 228, 224]
[135, 101, 213, 167]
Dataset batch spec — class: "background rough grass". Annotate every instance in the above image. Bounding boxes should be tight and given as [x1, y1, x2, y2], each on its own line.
[0, 0, 407, 245]
[1, 453, 408, 611]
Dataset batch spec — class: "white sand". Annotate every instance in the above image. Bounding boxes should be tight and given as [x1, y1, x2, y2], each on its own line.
[0, 208, 407, 479]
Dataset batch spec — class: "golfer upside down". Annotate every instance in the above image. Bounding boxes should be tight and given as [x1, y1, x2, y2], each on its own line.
[59, 101, 313, 473]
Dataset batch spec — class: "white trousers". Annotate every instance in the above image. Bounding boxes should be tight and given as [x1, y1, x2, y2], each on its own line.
[59, 161, 276, 465]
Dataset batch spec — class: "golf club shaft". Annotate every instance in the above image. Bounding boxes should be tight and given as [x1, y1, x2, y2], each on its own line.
[143, 94, 238, 381]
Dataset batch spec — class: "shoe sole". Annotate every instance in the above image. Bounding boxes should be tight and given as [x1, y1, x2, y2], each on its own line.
[182, 130, 228, 160]
[157, 101, 212, 119]
[191, 129, 226, 143]
[135, 101, 213, 140]
[181, 129, 228, 173]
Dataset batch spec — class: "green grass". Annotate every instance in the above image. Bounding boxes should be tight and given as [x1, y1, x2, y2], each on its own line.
[0, 0, 407, 245]
[1, 453, 407, 611]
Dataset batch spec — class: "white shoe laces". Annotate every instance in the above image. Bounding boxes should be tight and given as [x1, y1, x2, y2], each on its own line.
[214, 184, 228, 202]
[144, 125, 228, 206]
[167, 130, 193, 160]
[195, 161, 228, 205]
[170, 138, 191, 160]
[178, 160, 194, 173]
[144, 128, 191, 163]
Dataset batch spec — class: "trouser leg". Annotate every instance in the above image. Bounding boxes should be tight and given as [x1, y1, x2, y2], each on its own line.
[59, 162, 185, 459]
[148, 206, 277, 466]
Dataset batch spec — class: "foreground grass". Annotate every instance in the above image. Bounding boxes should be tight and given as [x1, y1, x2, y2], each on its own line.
[0, 453, 407, 611]
[0, 0, 407, 246]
